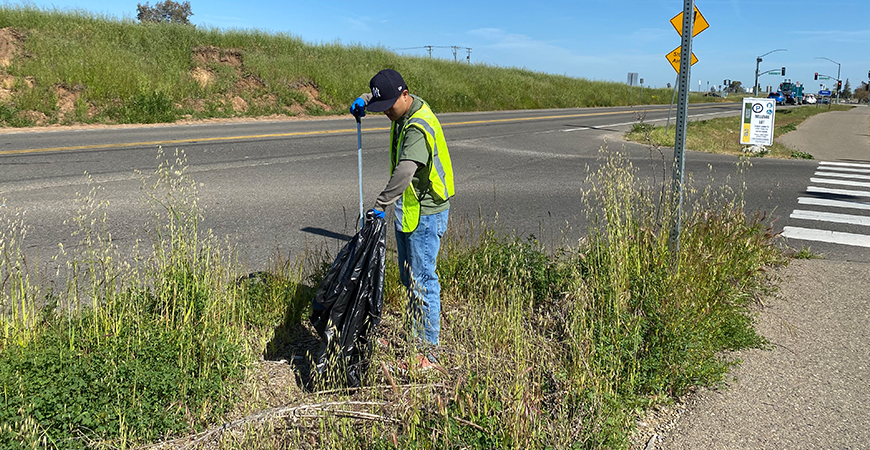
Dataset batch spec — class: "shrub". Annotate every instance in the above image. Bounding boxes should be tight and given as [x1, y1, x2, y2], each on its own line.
[136, 1, 193, 25]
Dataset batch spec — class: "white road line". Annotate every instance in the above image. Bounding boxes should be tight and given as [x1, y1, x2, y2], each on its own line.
[810, 178, 870, 189]
[807, 186, 870, 198]
[814, 171, 870, 181]
[820, 161, 870, 169]
[559, 112, 735, 132]
[791, 209, 870, 227]
[782, 226, 870, 248]
[798, 197, 870, 211]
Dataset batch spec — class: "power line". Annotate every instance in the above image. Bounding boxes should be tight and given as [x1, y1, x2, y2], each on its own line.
[391, 45, 472, 63]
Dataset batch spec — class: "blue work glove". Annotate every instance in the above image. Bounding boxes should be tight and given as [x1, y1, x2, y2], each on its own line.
[370, 208, 385, 219]
[350, 97, 366, 118]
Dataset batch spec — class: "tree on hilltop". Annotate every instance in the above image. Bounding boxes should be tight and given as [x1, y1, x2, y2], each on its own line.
[137, 1, 194, 25]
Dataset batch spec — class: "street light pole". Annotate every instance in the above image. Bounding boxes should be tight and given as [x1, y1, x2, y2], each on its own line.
[816, 57, 841, 103]
[755, 48, 787, 96]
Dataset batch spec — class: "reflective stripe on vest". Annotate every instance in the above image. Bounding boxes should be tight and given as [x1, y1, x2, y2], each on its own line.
[406, 118, 451, 200]
[390, 100, 455, 232]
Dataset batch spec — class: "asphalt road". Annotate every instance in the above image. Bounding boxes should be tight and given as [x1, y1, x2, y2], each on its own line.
[2, 103, 868, 271]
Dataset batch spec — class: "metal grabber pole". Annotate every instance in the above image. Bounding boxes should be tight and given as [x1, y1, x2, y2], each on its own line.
[356, 115, 364, 230]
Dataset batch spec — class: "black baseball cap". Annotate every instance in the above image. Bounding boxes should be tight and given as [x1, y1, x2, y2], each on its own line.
[367, 69, 407, 112]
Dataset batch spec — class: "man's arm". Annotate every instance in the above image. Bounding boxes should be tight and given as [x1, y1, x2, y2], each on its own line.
[374, 159, 421, 211]
[374, 127, 427, 210]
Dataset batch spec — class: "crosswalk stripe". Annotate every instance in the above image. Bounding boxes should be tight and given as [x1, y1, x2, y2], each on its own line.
[815, 166, 870, 174]
[798, 197, 870, 211]
[820, 161, 870, 169]
[782, 226, 870, 248]
[815, 171, 870, 181]
[790, 209, 870, 226]
[810, 178, 870, 189]
[807, 186, 870, 198]
[785, 162, 870, 249]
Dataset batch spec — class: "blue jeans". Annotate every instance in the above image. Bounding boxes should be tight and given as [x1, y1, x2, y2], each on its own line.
[395, 208, 449, 347]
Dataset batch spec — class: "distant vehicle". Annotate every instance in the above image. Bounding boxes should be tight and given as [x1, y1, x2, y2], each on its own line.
[779, 81, 801, 104]
[767, 91, 785, 105]
[704, 92, 720, 97]
[819, 97, 831, 104]
[803, 93, 817, 105]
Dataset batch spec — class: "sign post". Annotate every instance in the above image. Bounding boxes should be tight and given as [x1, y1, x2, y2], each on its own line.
[668, 0, 703, 263]
[627, 72, 639, 105]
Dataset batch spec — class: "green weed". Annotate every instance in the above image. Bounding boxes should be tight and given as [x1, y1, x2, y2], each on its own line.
[790, 151, 814, 160]
[111, 91, 179, 124]
[778, 123, 797, 133]
[0, 150, 308, 448]
[791, 246, 820, 259]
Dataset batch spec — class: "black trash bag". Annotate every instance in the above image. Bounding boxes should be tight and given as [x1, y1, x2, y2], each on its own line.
[310, 210, 386, 387]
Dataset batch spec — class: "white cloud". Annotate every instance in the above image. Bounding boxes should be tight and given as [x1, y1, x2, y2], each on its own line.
[467, 28, 603, 64]
[629, 28, 672, 43]
[791, 29, 870, 43]
[466, 27, 673, 81]
[342, 16, 373, 33]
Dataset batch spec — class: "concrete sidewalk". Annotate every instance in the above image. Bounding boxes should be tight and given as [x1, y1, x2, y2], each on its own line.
[660, 259, 870, 449]
[638, 106, 870, 450]
[778, 105, 870, 160]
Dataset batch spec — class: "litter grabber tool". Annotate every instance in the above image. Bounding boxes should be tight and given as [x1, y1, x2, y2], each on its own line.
[356, 114, 364, 230]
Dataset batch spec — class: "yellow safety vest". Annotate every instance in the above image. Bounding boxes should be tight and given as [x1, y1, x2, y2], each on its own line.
[390, 100, 455, 232]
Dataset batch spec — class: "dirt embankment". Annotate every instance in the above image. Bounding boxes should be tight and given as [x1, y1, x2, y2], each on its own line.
[0, 27, 26, 102]
[188, 45, 331, 116]
[0, 29, 335, 129]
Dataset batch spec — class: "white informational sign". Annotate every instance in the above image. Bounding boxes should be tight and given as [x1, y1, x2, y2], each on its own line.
[739, 97, 776, 146]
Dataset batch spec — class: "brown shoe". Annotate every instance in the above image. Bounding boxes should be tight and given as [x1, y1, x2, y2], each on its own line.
[414, 353, 438, 371]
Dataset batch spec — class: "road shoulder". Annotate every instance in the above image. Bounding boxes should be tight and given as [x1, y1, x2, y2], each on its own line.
[645, 259, 870, 449]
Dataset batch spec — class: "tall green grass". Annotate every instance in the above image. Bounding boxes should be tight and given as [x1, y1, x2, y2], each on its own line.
[0, 147, 783, 448]
[0, 150, 307, 448]
[0, 6, 721, 127]
[167, 151, 780, 449]
[625, 104, 853, 158]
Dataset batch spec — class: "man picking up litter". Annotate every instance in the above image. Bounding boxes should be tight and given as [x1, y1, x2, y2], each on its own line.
[350, 69, 455, 369]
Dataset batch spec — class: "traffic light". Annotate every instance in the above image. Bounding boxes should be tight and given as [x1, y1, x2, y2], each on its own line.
[837, 80, 842, 91]
[781, 67, 786, 76]
[814, 73, 818, 80]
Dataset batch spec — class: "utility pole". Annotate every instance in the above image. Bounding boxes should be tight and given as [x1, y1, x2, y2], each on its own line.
[754, 49, 787, 96]
[816, 57, 841, 104]
[466, 47, 472, 63]
[425, 46, 433, 57]
[452, 46, 459, 62]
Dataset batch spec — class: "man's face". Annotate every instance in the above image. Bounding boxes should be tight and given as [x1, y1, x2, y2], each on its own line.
[384, 91, 411, 121]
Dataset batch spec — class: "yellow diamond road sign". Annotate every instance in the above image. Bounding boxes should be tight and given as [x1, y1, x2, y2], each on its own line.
[670, 6, 709, 37]
[666, 46, 698, 74]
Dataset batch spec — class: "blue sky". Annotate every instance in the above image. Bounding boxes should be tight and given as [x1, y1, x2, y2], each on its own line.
[14, 0, 870, 93]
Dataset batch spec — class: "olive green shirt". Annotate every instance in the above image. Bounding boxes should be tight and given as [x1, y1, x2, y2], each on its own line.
[389, 96, 450, 215]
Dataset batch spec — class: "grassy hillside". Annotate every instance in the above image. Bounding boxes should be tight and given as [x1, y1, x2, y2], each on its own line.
[0, 6, 716, 127]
